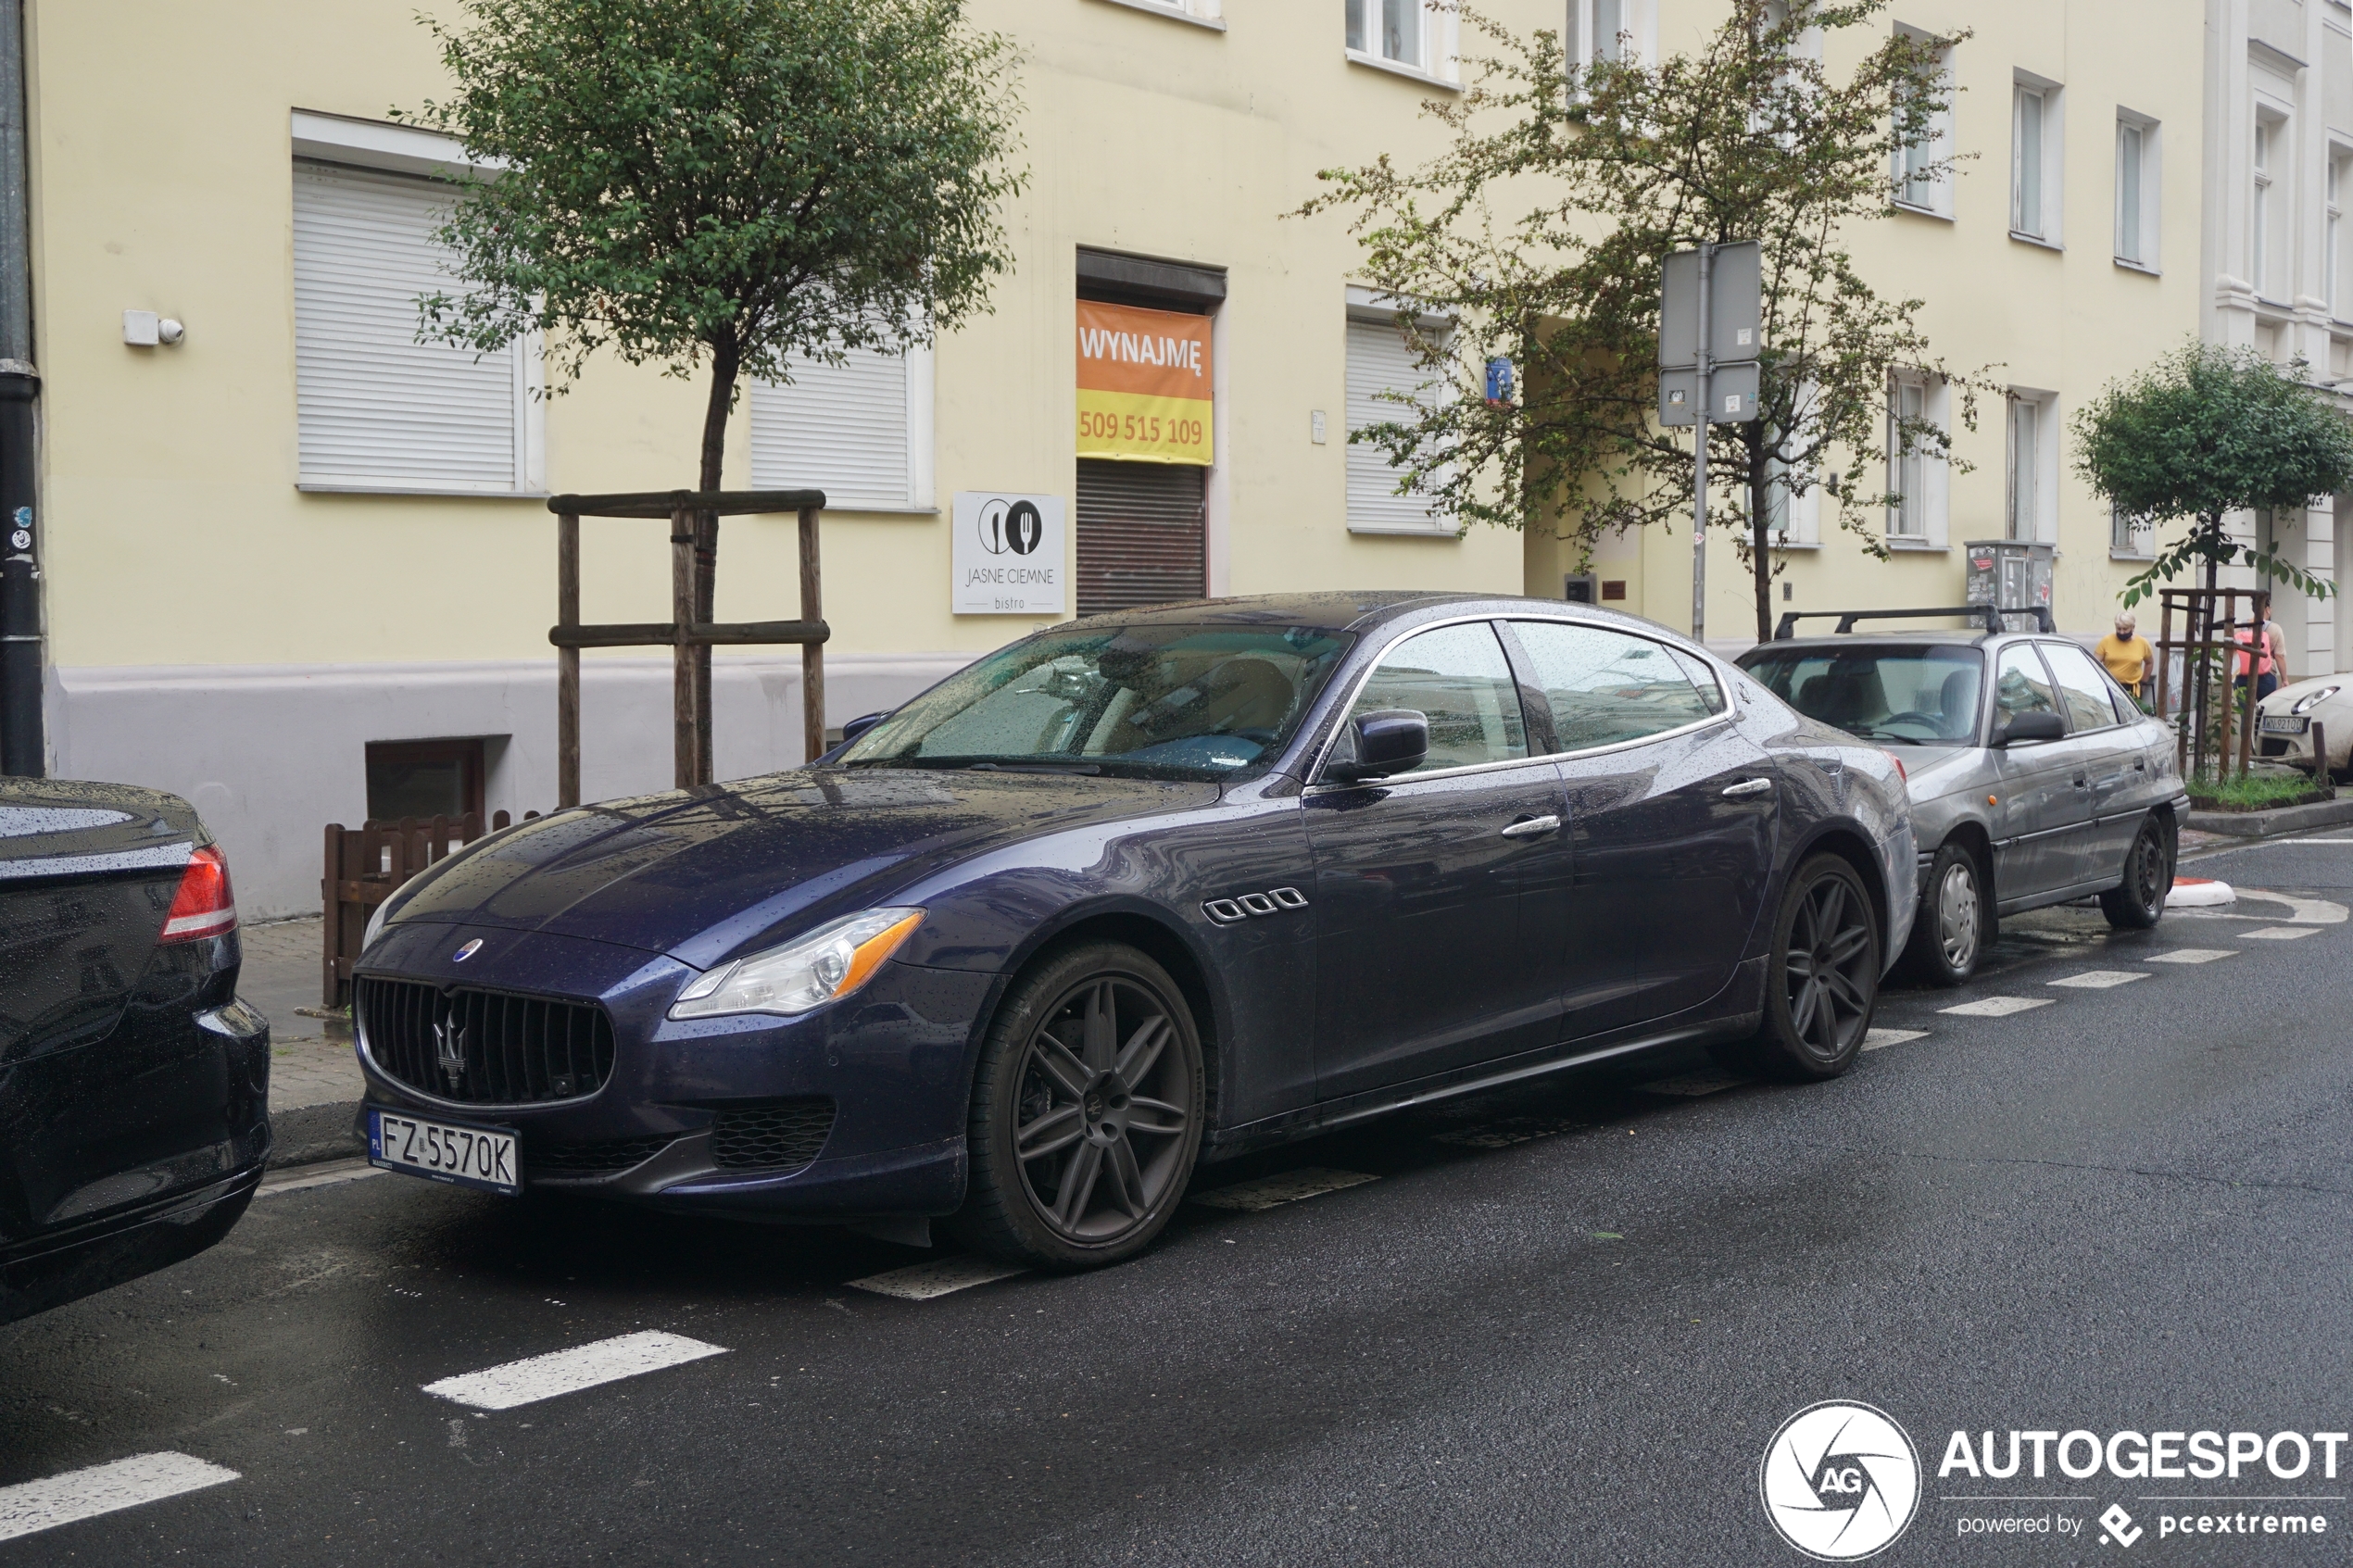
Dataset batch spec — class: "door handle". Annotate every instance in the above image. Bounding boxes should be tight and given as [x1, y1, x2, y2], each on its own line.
[2073, 775, 2089, 789]
[1721, 778, 1775, 798]
[1500, 814, 1562, 838]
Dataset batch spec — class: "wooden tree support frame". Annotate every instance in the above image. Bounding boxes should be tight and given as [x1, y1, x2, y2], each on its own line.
[548, 489, 828, 807]
[2154, 586, 2263, 781]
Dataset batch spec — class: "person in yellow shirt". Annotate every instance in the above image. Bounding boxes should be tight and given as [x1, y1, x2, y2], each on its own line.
[2095, 611, 2155, 703]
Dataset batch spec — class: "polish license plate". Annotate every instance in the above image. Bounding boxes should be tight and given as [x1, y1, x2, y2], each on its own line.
[2259, 715, 2309, 734]
[368, 1109, 520, 1196]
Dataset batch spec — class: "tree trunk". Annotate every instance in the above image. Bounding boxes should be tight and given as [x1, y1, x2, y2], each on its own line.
[1747, 431, 1773, 645]
[692, 337, 740, 785]
[2193, 514, 2221, 780]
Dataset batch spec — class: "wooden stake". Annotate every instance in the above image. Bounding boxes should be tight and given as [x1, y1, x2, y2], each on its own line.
[673, 506, 698, 789]
[557, 511, 581, 809]
[799, 505, 825, 766]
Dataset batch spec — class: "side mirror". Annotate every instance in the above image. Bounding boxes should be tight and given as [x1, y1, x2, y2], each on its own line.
[837, 711, 890, 746]
[1324, 709, 1429, 784]
[1995, 709, 2066, 747]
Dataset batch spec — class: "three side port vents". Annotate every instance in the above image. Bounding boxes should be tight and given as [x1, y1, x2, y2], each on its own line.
[1202, 887, 1309, 925]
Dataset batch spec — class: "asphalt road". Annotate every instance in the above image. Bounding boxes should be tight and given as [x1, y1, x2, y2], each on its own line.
[5, 834, 2352, 1566]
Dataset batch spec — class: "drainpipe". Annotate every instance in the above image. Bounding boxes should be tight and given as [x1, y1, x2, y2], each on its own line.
[0, 0, 37, 777]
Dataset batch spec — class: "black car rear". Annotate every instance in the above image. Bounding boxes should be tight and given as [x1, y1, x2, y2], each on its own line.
[0, 778, 271, 1321]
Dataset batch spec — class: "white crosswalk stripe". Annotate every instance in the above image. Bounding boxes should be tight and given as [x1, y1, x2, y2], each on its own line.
[0, 1453, 238, 1543]
[2144, 948, 2238, 964]
[2241, 925, 2321, 940]
[1862, 1029, 1928, 1051]
[848, 1257, 1027, 1300]
[1939, 997, 2055, 1018]
[422, 1331, 728, 1411]
[2047, 971, 2148, 989]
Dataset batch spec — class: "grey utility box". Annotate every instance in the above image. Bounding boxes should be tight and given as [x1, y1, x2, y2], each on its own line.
[1964, 540, 2056, 632]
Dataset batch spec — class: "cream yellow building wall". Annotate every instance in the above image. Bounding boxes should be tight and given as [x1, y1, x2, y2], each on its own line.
[26, 0, 1567, 911]
[1524, 1, 2208, 652]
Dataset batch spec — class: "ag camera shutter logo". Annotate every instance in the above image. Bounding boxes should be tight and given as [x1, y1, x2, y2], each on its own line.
[1761, 1401, 1921, 1561]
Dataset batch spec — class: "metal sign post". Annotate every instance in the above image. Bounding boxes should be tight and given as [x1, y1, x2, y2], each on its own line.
[1659, 242, 1762, 645]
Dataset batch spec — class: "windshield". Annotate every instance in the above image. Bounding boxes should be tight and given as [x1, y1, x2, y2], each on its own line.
[1739, 646, 1986, 745]
[837, 624, 1356, 781]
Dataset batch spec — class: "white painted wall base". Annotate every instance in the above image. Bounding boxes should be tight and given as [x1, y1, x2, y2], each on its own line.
[45, 652, 971, 918]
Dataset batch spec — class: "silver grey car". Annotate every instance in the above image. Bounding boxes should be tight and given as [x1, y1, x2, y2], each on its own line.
[1736, 627, 2190, 984]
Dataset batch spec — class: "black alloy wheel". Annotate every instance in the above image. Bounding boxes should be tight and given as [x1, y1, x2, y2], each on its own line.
[1751, 853, 1881, 1080]
[1900, 841, 1989, 986]
[951, 942, 1204, 1270]
[2099, 814, 2174, 931]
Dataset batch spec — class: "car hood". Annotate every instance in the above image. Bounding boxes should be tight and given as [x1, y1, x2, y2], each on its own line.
[1895, 744, 1988, 803]
[379, 768, 1222, 970]
[2259, 674, 2348, 717]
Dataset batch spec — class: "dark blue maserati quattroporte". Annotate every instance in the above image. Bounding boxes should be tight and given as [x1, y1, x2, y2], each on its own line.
[356, 593, 1914, 1270]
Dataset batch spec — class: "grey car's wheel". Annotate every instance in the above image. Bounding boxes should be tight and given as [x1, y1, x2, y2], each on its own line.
[949, 943, 1204, 1272]
[1750, 854, 1881, 1081]
[1900, 842, 1989, 986]
[2099, 814, 2173, 930]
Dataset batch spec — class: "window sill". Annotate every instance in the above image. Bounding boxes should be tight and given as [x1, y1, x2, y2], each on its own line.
[1892, 199, 1954, 222]
[2110, 549, 2156, 562]
[1090, 0, 1225, 31]
[2009, 230, 2064, 253]
[814, 503, 940, 517]
[1349, 521, 1462, 538]
[1766, 538, 1820, 551]
[1886, 538, 1948, 551]
[1344, 50, 1463, 92]
[2114, 256, 2162, 277]
[299, 482, 548, 498]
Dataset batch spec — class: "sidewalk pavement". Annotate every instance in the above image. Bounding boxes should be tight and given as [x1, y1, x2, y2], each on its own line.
[239, 916, 366, 1166]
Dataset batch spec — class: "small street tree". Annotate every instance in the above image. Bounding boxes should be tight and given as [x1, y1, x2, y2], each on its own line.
[1302, 0, 1980, 642]
[404, 0, 1024, 737]
[2071, 339, 2353, 774]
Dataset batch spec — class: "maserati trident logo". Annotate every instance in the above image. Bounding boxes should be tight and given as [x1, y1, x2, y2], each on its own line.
[433, 1017, 468, 1086]
[451, 938, 484, 962]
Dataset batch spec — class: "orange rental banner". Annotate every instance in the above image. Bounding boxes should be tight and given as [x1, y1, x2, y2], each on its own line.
[1076, 300, 1214, 465]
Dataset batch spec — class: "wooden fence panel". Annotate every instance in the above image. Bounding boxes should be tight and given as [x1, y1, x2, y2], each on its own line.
[320, 809, 529, 1008]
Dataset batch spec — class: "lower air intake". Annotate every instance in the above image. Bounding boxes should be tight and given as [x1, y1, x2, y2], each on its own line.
[710, 1100, 837, 1173]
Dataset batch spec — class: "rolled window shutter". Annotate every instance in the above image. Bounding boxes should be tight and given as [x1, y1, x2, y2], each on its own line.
[1345, 319, 1443, 530]
[293, 161, 520, 490]
[1076, 459, 1205, 616]
[749, 351, 911, 507]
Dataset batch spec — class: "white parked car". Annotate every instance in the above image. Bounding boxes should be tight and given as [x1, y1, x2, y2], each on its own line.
[2254, 676, 2353, 778]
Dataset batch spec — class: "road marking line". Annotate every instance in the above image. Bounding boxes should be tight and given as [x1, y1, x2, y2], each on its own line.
[847, 1257, 1027, 1300]
[2047, 971, 2149, 989]
[1429, 1117, 1585, 1148]
[1938, 997, 2055, 1018]
[422, 1331, 728, 1411]
[0, 1452, 239, 1543]
[1862, 1029, 1928, 1051]
[2144, 948, 2238, 964]
[1190, 1168, 1378, 1212]
[258, 1160, 385, 1198]
[1635, 1072, 1747, 1097]
[2242, 925, 2322, 940]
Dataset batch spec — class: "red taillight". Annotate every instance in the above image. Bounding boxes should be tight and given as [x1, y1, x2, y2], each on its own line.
[1883, 749, 1908, 784]
[160, 845, 238, 943]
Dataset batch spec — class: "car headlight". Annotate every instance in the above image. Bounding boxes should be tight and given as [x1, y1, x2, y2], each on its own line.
[2292, 686, 2341, 715]
[668, 908, 925, 1021]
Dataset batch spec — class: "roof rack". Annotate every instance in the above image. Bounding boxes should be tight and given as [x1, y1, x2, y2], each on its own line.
[1770, 605, 2055, 640]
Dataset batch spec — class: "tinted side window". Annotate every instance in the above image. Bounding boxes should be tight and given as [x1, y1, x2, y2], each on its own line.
[1511, 621, 1717, 751]
[1347, 621, 1529, 773]
[2041, 642, 2123, 733]
[1994, 646, 2059, 721]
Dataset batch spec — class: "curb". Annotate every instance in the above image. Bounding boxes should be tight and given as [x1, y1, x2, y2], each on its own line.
[268, 1101, 364, 1170]
[2183, 796, 2353, 841]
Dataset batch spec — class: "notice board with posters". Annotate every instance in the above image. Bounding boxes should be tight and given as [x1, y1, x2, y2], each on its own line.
[1076, 301, 1214, 465]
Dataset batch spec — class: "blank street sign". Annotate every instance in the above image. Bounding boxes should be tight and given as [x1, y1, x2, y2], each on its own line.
[1658, 241, 1762, 369]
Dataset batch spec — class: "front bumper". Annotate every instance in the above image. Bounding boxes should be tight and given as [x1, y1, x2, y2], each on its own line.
[356, 922, 992, 1221]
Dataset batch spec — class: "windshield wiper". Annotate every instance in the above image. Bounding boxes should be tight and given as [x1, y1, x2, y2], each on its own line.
[966, 760, 1102, 775]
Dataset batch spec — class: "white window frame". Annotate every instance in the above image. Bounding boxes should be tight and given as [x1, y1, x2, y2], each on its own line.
[1886, 372, 1950, 548]
[1890, 27, 1955, 219]
[289, 111, 545, 496]
[1090, 0, 1224, 31]
[1346, 0, 1460, 86]
[2111, 503, 2155, 560]
[1343, 286, 1456, 538]
[2253, 104, 2291, 302]
[748, 345, 936, 512]
[2114, 110, 2161, 272]
[2330, 144, 2352, 320]
[1568, 0, 1656, 69]
[2005, 388, 2057, 545]
[2009, 73, 2065, 248]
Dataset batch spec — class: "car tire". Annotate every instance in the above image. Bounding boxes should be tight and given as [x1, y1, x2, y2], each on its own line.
[948, 942, 1205, 1272]
[1741, 853, 1881, 1082]
[2099, 814, 2174, 930]
[1898, 842, 1990, 987]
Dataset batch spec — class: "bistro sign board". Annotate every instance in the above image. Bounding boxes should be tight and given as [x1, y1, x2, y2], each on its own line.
[951, 491, 1067, 616]
[1076, 300, 1214, 465]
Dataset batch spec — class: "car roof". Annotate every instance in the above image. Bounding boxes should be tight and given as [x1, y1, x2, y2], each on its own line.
[1745, 630, 2048, 656]
[1072, 591, 1688, 641]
